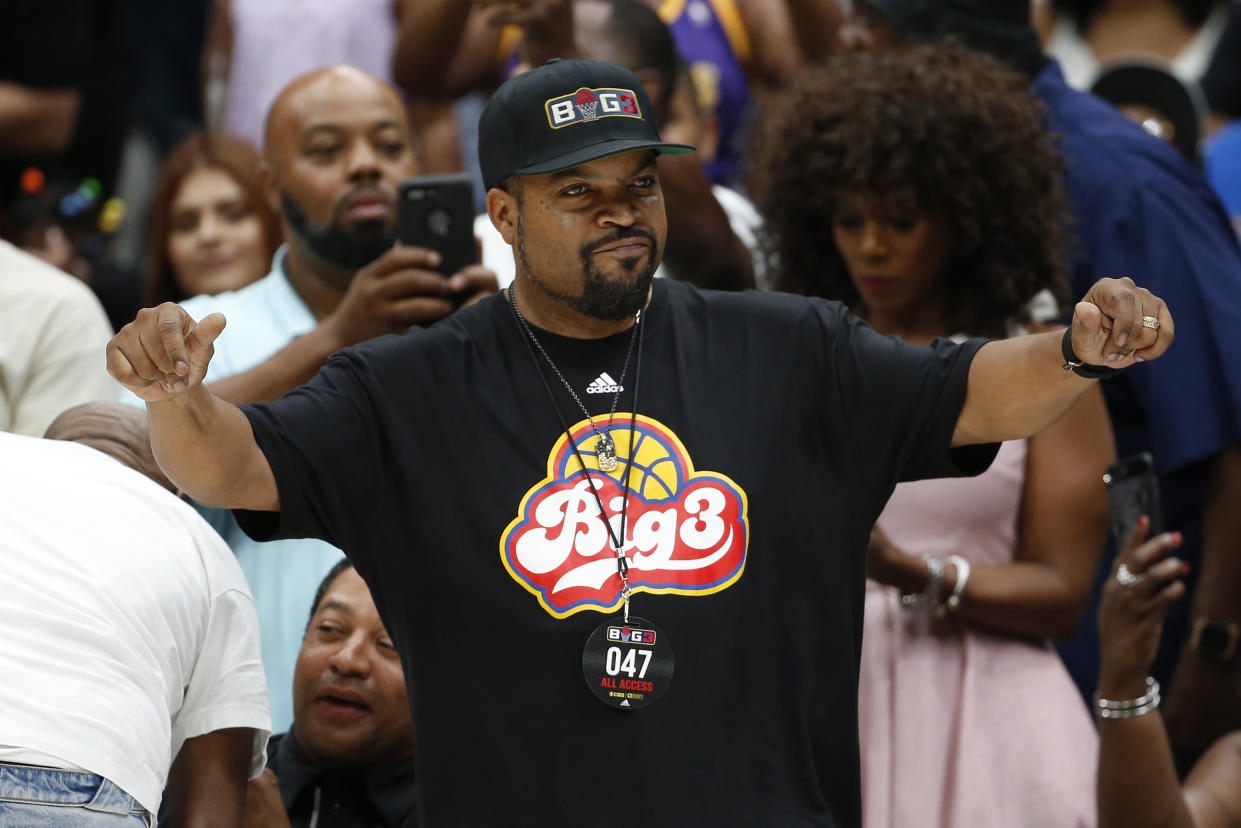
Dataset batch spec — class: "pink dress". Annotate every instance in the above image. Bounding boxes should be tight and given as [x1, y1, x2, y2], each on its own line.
[859, 440, 1099, 827]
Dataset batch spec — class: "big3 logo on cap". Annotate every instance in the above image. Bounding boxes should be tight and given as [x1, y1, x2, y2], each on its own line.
[546, 86, 643, 129]
[501, 415, 749, 618]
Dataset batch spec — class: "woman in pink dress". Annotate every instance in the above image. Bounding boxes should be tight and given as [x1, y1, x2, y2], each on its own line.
[753, 44, 1115, 826]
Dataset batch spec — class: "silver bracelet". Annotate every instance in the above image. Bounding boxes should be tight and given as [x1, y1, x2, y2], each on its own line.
[1098, 697, 1161, 719]
[901, 556, 945, 609]
[935, 555, 971, 618]
[1095, 677, 1161, 719]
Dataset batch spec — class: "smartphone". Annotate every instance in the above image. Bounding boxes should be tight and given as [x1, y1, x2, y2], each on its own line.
[396, 174, 476, 279]
[1103, 452, 1163, 544]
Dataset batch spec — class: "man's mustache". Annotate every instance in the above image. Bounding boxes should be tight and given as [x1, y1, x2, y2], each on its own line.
[582, 227, 657, 257]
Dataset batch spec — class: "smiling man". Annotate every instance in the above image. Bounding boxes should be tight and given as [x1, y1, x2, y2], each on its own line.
[109, 59, 1175, 826]
[244, 559, 416, 828]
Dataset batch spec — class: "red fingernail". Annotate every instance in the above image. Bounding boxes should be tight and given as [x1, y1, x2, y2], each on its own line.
[1181, 562, 1191, 574]
[1172, 532, 1182, 544]
[1137, 515, 1149, 528]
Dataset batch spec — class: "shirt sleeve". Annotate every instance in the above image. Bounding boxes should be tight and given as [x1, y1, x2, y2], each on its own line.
[233, 344, 393, 549]
[173, 529, 271, 780]
[807, 299, 999, 484]
[1085, 184, 1241, 473]
[13, 279, 122, 436]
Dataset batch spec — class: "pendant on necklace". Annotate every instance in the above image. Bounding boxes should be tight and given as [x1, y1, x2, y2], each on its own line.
[596, 433, 619, 472]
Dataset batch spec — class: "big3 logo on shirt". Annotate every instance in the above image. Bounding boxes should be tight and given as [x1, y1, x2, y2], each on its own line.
[501, 415, 749, 617]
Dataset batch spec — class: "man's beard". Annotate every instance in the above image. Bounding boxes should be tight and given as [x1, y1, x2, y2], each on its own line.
[517, 219, 658, 321]
[282, 191, 395, 278]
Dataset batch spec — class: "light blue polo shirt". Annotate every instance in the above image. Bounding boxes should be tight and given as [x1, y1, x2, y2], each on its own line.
[174, 248, 344, 732]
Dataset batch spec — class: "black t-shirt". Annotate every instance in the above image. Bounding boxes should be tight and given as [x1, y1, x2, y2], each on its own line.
[267, 731, 418, 828]
[238, 280, 995, 827]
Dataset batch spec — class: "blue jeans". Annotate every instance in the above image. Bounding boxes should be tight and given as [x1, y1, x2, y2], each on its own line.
[0, 762, 151, 827]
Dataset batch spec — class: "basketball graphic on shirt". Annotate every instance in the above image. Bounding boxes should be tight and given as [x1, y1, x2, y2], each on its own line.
[567, 421, 683, 501]
[503, 415, 750, 618]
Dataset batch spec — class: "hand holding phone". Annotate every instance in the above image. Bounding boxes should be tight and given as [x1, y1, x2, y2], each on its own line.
[1103, 452, 1163, 545]
[396, 174, 477, 281]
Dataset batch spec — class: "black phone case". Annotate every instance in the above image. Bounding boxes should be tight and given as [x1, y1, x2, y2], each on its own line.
[1104, 452, 1163, 543]
[396, 174, 476, 278]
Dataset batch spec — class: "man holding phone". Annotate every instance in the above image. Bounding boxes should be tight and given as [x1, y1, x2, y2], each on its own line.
[108, 60, 1174, 825]
[124, 65, 498, 730]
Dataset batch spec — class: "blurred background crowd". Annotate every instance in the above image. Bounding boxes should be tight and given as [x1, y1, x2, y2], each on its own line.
[3, 0, 1241, 825]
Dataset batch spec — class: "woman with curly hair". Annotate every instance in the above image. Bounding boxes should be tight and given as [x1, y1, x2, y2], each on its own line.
[753, 43, 1114, 826]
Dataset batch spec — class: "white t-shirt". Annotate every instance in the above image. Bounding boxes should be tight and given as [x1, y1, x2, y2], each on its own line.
[474, 183, 767, 289]
[0, 433, 271, 816]
[0, 241, 120, 437]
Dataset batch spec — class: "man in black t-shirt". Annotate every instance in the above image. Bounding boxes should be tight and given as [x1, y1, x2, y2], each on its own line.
[108, 59, 1174, 827]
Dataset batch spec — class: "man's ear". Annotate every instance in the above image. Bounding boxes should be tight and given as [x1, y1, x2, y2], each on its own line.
[487, 187, 518, 246]
[258, 160, 281, 216]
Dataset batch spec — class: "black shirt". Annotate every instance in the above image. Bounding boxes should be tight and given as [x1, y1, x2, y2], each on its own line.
[239, 280, 995, 827]
[267, 731, 418, 828]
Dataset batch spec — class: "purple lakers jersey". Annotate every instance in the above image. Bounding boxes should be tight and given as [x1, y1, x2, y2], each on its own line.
[659, 0, 755, 188]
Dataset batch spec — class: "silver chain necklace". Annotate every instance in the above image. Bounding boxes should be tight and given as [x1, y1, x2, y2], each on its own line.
[508, 285, 640, 472]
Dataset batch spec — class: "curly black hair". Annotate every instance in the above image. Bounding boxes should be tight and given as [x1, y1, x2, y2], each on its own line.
[751, 42, 1072, 338]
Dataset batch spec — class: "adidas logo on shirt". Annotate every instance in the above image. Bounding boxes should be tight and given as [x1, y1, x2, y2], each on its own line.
[586, 372, 623, 394]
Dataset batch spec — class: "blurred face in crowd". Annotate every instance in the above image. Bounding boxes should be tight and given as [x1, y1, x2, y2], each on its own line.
[263, 67, 417, 285]
[492, 150, 667, 321]
[831, 192, 953, 318]
[292, 567, 413, 771]
[661, 68, 719, 163]
[166, 166, 270, 297]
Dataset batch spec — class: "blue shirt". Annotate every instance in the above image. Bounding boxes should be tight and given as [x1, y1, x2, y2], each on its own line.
[1205, 120, 1241, 231]
[1035, 62, 1241, 693]
[178, 248, 345, 732]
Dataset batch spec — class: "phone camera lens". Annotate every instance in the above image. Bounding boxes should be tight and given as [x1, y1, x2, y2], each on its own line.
[426, 207, 451, 237]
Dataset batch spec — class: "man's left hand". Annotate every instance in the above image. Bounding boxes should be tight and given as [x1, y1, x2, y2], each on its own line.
[1071, 277, 1174, 368]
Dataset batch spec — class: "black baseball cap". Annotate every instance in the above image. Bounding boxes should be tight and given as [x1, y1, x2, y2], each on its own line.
[478, 59, 694, 190]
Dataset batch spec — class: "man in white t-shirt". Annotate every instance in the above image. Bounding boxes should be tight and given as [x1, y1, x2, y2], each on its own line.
[0, 240, 120, 437]
[0, 404, 271, 826]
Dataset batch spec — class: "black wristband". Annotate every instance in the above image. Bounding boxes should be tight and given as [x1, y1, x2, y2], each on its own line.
[1061, 328, 1119, 380]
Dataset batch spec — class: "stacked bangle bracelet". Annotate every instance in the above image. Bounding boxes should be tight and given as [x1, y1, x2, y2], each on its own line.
[1095, 677, 1161, 719]
[934, 555, 971, 619]
[900, 556, 944, 608]
[901, 555, 971, 616]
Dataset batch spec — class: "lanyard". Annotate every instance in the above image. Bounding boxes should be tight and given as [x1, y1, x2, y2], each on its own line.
[506, 292, 646, 620]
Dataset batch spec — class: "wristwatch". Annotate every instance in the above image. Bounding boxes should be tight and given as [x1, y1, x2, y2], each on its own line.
[1187, 617, 1241, 663]
[1061, 328, 1119, 380]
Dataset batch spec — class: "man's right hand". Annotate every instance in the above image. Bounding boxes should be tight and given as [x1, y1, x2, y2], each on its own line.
[321, 244, 498, 349]
[106, 304, 226, 402]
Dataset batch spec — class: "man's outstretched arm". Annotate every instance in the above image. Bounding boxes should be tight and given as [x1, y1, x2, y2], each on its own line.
[953, 277, 1174, 446]
[106, 303, 278, 511]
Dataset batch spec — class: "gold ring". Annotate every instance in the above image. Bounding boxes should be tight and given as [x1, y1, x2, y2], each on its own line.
[1141, 316, 1160, 331]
